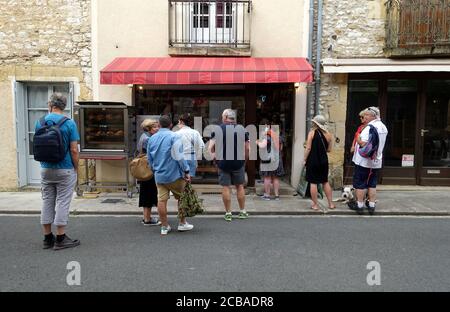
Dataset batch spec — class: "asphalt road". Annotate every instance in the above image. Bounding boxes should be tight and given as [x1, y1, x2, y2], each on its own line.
[0, 215, 449, 292]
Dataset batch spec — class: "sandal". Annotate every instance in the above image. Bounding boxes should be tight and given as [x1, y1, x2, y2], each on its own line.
[328, 205, 336, 210]
[310, 206, 320, 211]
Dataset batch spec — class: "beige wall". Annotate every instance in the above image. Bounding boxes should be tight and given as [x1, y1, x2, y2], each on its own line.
[252, 0, 307, 57]
[94, 0, 309, 99]
[291, 85, 308, 188]
[94, 0, 169, 101]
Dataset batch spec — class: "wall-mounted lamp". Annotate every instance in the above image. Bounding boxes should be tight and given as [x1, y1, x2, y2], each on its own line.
[127, 84, 133, 88]
[138, 86, 144, 91]
[294, 82, 301, 89]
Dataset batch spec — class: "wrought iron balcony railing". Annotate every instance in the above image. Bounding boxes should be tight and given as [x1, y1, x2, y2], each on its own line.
[385, 0, 450, 57]
[169, 0, 251, 49]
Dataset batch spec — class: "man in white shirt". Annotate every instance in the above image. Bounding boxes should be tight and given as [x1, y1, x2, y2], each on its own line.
[176, 113, 205, 177]
[351, 107, 388, 215]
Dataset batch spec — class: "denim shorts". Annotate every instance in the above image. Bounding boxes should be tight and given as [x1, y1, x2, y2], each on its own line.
[353, 165, 379, 190]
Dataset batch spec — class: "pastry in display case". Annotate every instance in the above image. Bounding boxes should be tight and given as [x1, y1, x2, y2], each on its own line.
[76, 102, 131, 155]
[75, 101, 136, 198]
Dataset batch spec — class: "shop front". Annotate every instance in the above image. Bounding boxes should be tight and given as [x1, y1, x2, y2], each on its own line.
[100, 57, 313, 187]
[344, 73, 450, 186]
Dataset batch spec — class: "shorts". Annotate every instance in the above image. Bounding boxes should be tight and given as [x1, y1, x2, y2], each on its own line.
[156, 179, 186, 201]
[353, 165, 379, 190]
[218, 167, 245, 186]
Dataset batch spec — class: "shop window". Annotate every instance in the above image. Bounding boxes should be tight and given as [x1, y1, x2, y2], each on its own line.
[423, 80, 450, 167]
[135, 88, 245, 182]
[384, 80, 417, 167]
[345, 80, 380, 165]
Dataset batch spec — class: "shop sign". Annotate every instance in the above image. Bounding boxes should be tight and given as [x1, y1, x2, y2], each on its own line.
[401, 154, 414, 167]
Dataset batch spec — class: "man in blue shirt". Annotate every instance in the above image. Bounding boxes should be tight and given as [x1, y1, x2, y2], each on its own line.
[35, 93, 80, 250]
[147, 115, 193, 235]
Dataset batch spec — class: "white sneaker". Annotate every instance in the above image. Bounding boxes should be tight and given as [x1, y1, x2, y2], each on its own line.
[161, 225, 172, 235]
[177, 222, 194, 232]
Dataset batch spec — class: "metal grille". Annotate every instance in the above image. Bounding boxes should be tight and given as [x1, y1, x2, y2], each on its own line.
[169, 0, 251, 48]
[101, 199, 125, 204]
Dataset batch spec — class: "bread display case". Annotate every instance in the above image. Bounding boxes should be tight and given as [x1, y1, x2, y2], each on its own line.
[75, 101, 136, 197]
[77, 101, 131, 155]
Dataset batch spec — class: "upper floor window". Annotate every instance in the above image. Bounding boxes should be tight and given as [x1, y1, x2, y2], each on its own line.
[169, 0, 251, 50]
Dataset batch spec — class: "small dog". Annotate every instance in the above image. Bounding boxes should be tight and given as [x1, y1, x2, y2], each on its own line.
[340, 186, 355, 204]
[334, 186, 355, 204]
[336, 186, 377, 207]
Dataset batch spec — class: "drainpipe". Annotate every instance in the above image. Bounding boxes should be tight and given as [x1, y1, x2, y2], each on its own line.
[314, 0, 324, 115]
[306, 0, 314, 135]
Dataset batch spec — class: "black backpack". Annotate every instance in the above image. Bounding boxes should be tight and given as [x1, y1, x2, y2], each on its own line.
[33, 116, 69, 163]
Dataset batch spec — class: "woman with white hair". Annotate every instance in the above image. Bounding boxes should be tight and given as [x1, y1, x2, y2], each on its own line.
[137, 119, 161, 226]
[303, 115, 335, 211]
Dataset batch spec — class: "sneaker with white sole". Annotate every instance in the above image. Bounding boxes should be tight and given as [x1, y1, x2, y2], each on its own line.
[142, 217, 161, 226]
[161, 225, 172, 235]
[238, 211, 249, 219]
[177, 222, 194, 232]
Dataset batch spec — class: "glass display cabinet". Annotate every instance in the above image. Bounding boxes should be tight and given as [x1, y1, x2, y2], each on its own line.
[74, 101, 136, 197]
[77, 102, 130, 155]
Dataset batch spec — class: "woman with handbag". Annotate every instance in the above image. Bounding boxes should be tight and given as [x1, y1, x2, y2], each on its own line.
[137, 119, 161, 226]
[303, 115, 335, 211]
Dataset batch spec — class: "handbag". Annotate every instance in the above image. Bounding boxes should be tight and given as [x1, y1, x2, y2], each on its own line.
[129, 153, 153, 181]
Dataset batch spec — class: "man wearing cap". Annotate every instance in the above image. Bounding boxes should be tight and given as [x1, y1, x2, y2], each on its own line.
[351, 107, 388, 215]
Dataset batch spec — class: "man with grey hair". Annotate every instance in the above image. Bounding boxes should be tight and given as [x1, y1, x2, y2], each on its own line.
[34, 93, 80, 250]
[350, 106, 388, 215]
[209, 109, 250, 222]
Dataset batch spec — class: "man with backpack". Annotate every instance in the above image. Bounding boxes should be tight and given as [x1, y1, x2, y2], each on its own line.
[350, 106, 388, 215]
[34, 93, 80, 250]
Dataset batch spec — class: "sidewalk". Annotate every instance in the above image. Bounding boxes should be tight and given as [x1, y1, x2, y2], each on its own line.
[0, 188, 449, 216]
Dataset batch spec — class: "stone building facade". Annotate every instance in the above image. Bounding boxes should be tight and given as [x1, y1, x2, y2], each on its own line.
[316, 0, 450, 187]
[315, 0, 386, 188]
[0, 0, 92, 189]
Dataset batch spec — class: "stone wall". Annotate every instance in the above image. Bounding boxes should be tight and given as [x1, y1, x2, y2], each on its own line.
[0, 0, 92, 189]
[321, 0, 385, 60]
[0, 0, 92, 95]
[314, 0, 386, 188]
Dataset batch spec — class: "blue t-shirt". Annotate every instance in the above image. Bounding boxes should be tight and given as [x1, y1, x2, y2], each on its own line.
[34, 113, 80, 169]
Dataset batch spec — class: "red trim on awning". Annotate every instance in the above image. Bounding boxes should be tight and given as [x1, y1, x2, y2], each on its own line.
[100, 57, 313, 85]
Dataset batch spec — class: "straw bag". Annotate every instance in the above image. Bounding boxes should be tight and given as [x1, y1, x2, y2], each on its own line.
[129, 153, 153, 181]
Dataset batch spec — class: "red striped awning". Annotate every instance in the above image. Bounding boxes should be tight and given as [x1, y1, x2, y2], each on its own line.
[100, 57, 313, 85]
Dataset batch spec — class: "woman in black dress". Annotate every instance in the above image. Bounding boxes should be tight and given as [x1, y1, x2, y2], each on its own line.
[137, 119, 160, 225]
[303, 115, 335, 211]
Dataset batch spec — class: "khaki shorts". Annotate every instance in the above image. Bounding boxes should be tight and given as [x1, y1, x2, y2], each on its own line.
[157, 179, 186, 201]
